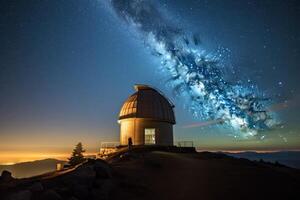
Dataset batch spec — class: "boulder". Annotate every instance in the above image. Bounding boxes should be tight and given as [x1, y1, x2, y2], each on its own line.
[93, 179, 104, 188]
[41, 189, 63, 200]
[68, 197, 79, 200]
[101, 179, 114, 194]
[94, 160, 112, 179]
[1, 170, 14, 182]
[92, 179, 114, 200]
[91, 188, 106, 200]
[7, 190, 31, 200]
[73, 165, 96, 180]
[72, 185, 90, 200]
[29, 182, 43, 192]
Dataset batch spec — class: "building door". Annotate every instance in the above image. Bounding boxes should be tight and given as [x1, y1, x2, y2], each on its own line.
[144, 128, 155, 145]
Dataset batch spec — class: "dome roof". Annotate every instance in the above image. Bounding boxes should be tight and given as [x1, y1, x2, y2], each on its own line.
[119, 85, 176, 124]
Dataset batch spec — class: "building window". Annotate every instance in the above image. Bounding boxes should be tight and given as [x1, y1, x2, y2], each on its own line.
[144, 128, 155, 145]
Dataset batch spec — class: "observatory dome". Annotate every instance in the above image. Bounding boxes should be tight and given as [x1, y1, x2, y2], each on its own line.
[119, 85, 175, 124]
[118, 84, 175, 146]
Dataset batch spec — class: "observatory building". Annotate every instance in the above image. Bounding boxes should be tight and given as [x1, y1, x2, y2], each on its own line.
[118, 85, 176, 146]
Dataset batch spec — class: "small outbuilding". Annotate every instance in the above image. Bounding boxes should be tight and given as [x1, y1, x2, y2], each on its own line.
[118, 84, 176, 146]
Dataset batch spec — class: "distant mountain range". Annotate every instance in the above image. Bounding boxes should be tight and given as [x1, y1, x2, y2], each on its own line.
[225, 151, 300, 169]
[0, 159, 66, 178]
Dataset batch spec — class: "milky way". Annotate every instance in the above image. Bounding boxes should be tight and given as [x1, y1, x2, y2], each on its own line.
[109, 0, 278, 138]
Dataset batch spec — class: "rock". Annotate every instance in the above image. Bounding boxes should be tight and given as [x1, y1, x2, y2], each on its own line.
[29, 182, 43, 192]
[73, 165, 96, 180]
[68, 197, 79, 200]
[93, 179, 104, 188]
[91, 180, 114, 200]
[119, 153, 131, 161]
[58, 174, 78, 186]
[55, 186, 71, 197]
[94, 160, 112, 179]
[69, 197, 79, 200]
[7, 190, 31, 200]
[91, 188, 106, 200]
[101, 179, 114, 194]
[41, 189, 63, 200]
[72, 185, 89, 199]
[1, 170, 13, 182]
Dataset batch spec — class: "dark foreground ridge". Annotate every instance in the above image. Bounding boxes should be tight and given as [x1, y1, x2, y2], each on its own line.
[1, 146, 300, 200]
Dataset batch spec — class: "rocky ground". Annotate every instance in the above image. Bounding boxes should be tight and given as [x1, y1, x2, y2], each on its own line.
[0, 159, 113, 200]
[1, 147, 300, 200]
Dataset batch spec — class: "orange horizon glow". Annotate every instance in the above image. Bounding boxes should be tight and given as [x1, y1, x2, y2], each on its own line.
[0, 127, 117, 165]
[0, 151, 98, 165]
[0, 152, 69, 165]
[1, 148, 300, 165]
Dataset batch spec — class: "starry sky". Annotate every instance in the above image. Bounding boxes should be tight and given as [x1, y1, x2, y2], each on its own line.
[0, 0, 299, 164]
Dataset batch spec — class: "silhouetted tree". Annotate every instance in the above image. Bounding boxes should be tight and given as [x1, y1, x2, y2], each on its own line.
[68, 142, 86, 166]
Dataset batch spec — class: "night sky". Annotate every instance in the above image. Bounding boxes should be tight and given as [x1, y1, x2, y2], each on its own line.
[0, 0, 299, 164]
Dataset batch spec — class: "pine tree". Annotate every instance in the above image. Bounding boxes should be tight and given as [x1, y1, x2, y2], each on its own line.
[68, 142, 86, 166]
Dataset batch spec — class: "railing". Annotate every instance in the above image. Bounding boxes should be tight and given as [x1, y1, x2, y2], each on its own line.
[98, 142, 120, 159]
[176, 141, 194, 147]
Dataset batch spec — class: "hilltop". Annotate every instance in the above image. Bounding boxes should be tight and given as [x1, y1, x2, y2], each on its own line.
[1, 147, 300, 200]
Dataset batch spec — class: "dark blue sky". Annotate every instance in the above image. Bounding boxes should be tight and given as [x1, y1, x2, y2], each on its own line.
[0, 0, 299, 157]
